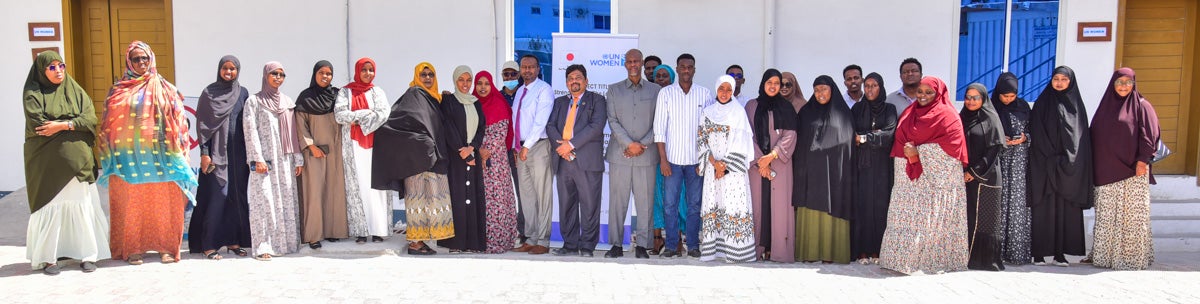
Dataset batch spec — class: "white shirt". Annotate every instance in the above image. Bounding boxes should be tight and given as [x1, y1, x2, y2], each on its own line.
[843, 91, 862, 108]
[512, 78, 554, 149]
[652, 83, 713, 165]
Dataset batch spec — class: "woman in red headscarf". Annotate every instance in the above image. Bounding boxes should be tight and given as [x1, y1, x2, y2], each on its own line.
[474, 70, 519, 254]
[878, 76, 970, 275]
[335, 57, 392, 245]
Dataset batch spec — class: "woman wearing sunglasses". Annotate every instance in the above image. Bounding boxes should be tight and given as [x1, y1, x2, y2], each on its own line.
[23, 50, 110, 275]
[98, 41, 197, 266]
[242, 62, 303, 261]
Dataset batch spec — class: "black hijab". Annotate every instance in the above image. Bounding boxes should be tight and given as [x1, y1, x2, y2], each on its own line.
[195, 55, 247, 186]
[1028, 66, 1093, 209]
[295, 60, 339, 114]
[372, 87, 447, 195]
[793, 75, 855, 218]
[849, 72, 898, 168]
[960, 83, 1006, 182]
[753, 69, 798, 154]
[991, 72, 1031, 137]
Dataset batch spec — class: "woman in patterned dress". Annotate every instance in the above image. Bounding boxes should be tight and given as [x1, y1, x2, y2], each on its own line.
[878, 76, 969, 275]
[336, 58, 392, 244]
[991, 72, 1032, 265]
[242, 61, 302, 260]
[372, 62, 455, 255]
[960, 83, 1006, 271]
[98, 41, 197, 265]
[697, 75, 756, 263]
[474, 70, 519, 254]
[1088, 67, 1160, 270]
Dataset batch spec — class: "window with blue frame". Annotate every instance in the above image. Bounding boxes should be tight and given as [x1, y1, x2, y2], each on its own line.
[514, 0, 611, 85]
[957, 0, 1059, 101]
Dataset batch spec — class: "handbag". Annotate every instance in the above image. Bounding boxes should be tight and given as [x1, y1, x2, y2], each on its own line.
[1151, 139, 1171, 164]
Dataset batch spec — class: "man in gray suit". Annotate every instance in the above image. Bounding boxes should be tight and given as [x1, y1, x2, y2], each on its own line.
[603, 49, 660, 259]
[546, 64, 608, 257]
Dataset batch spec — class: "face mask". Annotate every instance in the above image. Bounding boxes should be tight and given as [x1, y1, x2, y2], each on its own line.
[503, 80, 520, 90]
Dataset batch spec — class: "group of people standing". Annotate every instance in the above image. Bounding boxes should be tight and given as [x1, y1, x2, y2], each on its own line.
[22, 41, 1161, 276]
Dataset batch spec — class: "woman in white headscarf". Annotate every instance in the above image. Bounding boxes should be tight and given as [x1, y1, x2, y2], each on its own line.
[696, 75, 756, 263]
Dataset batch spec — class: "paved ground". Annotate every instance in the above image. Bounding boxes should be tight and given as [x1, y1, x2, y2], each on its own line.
[1, 189, 1198, 303]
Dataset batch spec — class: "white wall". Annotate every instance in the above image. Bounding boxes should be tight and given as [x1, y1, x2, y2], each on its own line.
[619, 0, 767, 98]
[619, 0, 961, 102]
[174, 0, 506, 102]
[347, 0, 503, 98]
[1058, 0, 1120, 119]
[0, 1, 65, 190]
[778, 0, 961, 101]
[173, 0, 348, 98]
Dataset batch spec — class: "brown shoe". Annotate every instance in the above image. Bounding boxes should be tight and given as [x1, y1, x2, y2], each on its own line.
[512, 243, 534, 252]
[528, 245, 549, 255]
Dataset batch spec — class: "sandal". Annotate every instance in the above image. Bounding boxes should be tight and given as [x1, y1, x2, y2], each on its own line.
[356, 237, 368, 244]
[204, 250, 223, 260]
[255, 254, 272, 261]
[309, 241, 322, 249]
[161, 253, 177, 264]
[127, 254, 144, 265]
[227, 247, 249, 257]
[372, 236, 384, 243]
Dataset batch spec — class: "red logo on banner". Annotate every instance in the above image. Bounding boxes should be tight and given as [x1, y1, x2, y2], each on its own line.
[566, 53, 575, 61]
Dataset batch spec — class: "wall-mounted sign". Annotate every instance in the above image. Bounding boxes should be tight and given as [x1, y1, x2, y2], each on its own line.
[1077, 22, 1112, 42]
[28, 22, 61, 42]
[32, 47, 60, 61]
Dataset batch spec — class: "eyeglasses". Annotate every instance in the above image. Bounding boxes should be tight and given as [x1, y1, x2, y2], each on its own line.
[269, 71, 287, 78]
[502, 71, 519, 78]
[46, 63, 67, 72]
[728, 73, 743, 79]
[419, 72, 436, 78]
[1115, 80, 1135, 87]
[781, 82, 793, 88]
[965, 95, 982, 101]
[130, 56, 151, 64]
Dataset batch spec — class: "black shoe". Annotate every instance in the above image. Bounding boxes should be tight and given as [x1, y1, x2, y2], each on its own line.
[309, 241, 322, 249]
[56, 257, 71, 262]
[552, 248, 579, 256]
[687, 249, 701, 258]
[325, 238, 340, 243]
[356, 237, 367, 244]
[634, 246, 650, 259]
[604, 246, 624, 258]
[42, 264, 61, 276]
[580, 249, 594, 257]
[372, 236, 384, 243]
[80, 261, 97, 273]
[660, 249, 680, 258]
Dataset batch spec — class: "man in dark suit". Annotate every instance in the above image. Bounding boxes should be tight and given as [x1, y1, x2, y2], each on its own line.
[546, 64, 608, 257]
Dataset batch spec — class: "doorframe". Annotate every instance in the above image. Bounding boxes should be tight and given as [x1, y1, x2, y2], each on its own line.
[60, 0, 176, 83]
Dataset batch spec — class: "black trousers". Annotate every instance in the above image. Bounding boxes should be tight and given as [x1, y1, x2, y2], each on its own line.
[556, 161, 603, 251]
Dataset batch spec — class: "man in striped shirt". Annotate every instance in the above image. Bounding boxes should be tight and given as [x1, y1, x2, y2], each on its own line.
[651, 53, 713, 258]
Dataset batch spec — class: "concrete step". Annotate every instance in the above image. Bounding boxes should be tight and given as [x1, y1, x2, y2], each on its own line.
[1150, 200, 1200, 217]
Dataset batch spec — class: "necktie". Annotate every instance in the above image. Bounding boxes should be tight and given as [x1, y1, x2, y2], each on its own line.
[513, 87, 528, 150]
[563, 95, 580, 141]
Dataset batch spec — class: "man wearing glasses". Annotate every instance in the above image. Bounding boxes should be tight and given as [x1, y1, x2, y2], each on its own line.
[726, 64, 747, 104]
[886, 58, 923, 116]
[500, 61, 522, 107]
